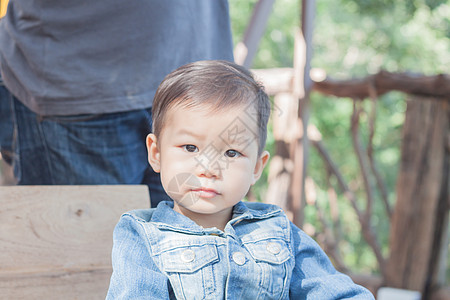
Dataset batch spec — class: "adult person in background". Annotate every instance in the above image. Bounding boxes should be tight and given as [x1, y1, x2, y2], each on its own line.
[0, 0, 234, 206]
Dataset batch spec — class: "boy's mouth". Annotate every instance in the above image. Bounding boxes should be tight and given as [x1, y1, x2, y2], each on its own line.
[190, 187, 220, 199]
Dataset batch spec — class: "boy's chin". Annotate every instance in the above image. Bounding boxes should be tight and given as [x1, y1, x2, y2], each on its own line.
[168, 192, 202, 210]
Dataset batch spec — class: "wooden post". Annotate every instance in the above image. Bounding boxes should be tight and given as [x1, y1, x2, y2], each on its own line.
[234, 0, 275, 68]
[386, 97, 449, 299]
[265, 92, 298, 218]
[290, 0, 315, 226]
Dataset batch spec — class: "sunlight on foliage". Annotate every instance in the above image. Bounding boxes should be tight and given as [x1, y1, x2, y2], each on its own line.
[230, 0, 449, 277]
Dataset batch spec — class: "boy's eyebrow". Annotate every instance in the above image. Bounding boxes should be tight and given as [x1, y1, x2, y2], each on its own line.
[175, 128, 205, 139]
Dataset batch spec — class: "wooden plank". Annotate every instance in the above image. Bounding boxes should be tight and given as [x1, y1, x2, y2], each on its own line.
[0, 185, 150, 299]
[0, 269, 112, 300]
[252, 68, 294, 96]
[251, 68, 450, 99]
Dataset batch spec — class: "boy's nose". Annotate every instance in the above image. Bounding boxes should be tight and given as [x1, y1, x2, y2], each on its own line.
[195, 160, 222, 179]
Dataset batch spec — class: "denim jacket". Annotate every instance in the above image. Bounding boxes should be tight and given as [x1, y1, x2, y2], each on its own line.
[106, 201, 374, 299]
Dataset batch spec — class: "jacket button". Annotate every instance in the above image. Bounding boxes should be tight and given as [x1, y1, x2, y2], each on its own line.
[181, 249, 195, 263]
[232, 252, 246, 265]
[266, 242, 281, 254]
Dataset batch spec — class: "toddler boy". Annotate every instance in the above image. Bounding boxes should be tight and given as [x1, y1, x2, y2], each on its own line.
[106, 60, 374, 299]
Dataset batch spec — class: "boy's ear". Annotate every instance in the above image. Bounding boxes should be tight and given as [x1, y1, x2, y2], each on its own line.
[146, 133, 161, 173]
[252, 150, 270, 185]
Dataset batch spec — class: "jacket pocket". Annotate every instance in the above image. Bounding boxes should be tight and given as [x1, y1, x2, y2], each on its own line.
[159, 244, 219, 300]
[160, 243, 219, 272]
[244, 238, 292, 298]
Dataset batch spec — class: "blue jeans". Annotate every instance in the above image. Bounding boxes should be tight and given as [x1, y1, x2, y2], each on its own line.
[0, 76, 14, 165]
[2, 86, 167, 207]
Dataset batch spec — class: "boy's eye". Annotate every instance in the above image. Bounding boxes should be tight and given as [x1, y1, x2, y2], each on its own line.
[225, 149, 241, 158]
[182, 145, 198, 153]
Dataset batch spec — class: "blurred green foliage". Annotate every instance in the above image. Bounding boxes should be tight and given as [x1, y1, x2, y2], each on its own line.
[229, 0, 449, 276]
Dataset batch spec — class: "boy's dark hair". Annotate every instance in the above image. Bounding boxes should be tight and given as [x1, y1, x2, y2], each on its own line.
[152, 60, 271, 154]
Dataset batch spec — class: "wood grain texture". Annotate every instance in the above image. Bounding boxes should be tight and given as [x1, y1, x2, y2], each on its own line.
[386, 99, 449, 295]
[0, 185, 150, 299]
[0, 269, 112, 300]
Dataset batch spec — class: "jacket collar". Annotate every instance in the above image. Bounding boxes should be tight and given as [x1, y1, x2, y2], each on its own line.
[150, 201, 283, 234]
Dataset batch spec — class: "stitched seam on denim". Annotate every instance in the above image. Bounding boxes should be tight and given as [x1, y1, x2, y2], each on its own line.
[40, 114, 102, 123]
[150, 238, 223, 255]
[137, 216, 159, 260]
[224, 235, 232, 299]
[230, 208, 283, 225]
[203, 262, 217, 296]
[287, 219, 295, 259]
[279, 262, 291, 300]
[176, 273, 187, 300]
[10, 95, 21, 182]
[152, 222, 205, 235]
[232, 208, 283, 223]
[35, 116, 55, 184]
[161, 246, 219, 273]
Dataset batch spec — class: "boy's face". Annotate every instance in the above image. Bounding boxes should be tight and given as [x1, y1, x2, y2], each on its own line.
[146, 103, 269, 228]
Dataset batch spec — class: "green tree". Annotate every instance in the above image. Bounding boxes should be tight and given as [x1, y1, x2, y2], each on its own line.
[229, 0, 449, 276]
